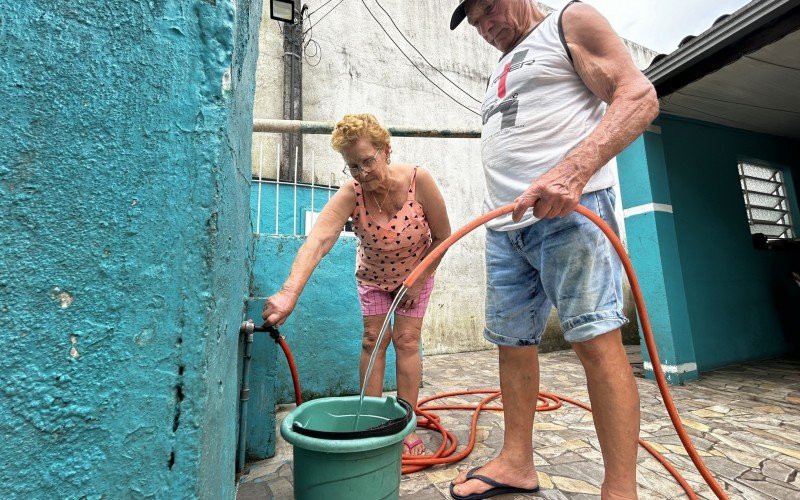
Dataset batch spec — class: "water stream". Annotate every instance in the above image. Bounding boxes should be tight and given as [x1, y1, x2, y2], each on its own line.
[353, 286, 408, 430]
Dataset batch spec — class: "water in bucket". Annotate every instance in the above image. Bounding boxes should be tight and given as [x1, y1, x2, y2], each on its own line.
[279, 287, 413, 499]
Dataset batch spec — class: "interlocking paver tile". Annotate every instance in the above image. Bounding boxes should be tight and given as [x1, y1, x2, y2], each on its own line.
[238, 347, 800, 499]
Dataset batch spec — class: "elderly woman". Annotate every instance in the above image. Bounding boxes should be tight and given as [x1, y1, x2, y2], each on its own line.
[262, 113, 451, 455]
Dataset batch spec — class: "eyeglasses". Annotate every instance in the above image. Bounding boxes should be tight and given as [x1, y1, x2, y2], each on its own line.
[342, 147, 382, 176]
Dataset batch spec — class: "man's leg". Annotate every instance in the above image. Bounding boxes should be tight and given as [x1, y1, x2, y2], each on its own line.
[451, 345, 540, 497]
[540, 189, 636, 498]
[572, 329, 640, 499]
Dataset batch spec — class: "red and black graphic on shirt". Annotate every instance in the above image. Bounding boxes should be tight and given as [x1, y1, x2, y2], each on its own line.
[492, 49, 535, 98]
[483, 50, 535, 129]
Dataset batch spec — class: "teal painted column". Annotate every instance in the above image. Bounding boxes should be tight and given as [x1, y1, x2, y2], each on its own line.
[617, 128, 698, 384]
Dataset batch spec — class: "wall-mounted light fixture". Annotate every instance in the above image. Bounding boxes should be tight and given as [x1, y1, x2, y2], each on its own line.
[270, 0, 296, 23]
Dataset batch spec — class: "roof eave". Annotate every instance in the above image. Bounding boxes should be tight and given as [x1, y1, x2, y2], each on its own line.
[644, 0, 800, 95]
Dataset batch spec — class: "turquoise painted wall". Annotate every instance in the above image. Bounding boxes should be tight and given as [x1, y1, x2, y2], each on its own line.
[0, 1, 262, 498]
[659, 116, 800, 371]
[242, 299, 278, 461]
[249, 230, 398, 404]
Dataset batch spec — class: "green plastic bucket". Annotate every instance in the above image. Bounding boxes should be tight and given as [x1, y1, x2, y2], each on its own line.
[280, 396, 416, 500]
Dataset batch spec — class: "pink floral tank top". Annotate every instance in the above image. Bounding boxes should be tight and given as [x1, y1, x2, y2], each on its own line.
[351, 167, 432, 291]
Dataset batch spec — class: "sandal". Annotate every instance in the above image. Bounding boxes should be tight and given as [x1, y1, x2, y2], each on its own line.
[449, 466, 540, 499]
[402, 437, 424, 455]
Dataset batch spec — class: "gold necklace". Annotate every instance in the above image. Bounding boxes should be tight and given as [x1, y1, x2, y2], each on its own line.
[370, 186, 390, 213]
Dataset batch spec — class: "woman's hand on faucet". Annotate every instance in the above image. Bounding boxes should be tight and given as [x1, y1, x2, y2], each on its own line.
[262, 288, 297, 327]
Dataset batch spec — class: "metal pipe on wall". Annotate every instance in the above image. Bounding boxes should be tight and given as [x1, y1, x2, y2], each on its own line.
[237, 321, 256, 473]
[254, 118, 481, 138]
[236, 320, 301, 473]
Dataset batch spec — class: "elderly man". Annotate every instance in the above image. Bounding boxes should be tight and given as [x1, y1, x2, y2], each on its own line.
[449, 1, 658, 499]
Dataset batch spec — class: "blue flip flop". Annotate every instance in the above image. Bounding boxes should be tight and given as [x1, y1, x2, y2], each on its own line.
[449, 466, 541, 499]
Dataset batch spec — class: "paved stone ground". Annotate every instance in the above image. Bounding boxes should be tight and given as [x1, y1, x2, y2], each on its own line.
[237, 346, 800, 499]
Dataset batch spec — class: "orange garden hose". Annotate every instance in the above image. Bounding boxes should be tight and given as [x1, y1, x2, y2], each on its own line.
[274, 204, 729, 499]
[405, 391, 696, 498]
[277, 337, 304, 407]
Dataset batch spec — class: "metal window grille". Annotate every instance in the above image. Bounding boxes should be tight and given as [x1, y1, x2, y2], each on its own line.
[738, 161, 795, 239]
[252, 137, 353, 236]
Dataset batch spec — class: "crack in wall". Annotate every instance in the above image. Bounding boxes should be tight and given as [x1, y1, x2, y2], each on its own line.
[169, 365, 186, 469]
[172, 366, 185, 432]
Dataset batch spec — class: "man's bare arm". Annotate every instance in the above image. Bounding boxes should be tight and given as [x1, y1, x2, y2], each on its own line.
[512, 3, 658, 221]
[565, 3, 659, 180]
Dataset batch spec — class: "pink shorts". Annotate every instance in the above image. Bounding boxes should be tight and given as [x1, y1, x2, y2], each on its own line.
[357, 275, 435, 318]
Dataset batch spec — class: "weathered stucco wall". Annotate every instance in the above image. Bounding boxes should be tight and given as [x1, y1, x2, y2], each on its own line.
[0, 0, 261, 497]
[250, 1, 654, 357]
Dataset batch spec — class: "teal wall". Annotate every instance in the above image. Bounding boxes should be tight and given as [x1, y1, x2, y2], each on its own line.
[659, 116, 800, 371]
[0, 1, 262, 498]
[244, 184, 399, 457]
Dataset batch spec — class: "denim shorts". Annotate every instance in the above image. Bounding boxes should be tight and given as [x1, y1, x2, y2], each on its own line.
[484, 188, 628, 346]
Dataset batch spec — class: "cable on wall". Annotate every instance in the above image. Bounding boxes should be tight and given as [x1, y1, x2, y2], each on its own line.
[361, 0, 481, 116]
[373, 0, 481, 104]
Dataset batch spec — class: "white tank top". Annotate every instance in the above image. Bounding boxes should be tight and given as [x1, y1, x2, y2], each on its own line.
[481, 3, 615, 231]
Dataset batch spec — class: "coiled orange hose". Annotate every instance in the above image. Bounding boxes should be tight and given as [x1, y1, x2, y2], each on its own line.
[398, 203, 728, 499]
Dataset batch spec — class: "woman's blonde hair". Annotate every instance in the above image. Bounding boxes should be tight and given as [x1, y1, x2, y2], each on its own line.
[330, 114, 391, 152]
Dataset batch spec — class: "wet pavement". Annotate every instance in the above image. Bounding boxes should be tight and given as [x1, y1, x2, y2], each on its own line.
[237, 346, 800, 499]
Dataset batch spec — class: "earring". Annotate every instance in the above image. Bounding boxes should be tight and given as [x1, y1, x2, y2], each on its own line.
[387, 157, 391, 165]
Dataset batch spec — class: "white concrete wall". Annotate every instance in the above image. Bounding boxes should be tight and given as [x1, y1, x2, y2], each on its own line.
[253, 1, 656, 355]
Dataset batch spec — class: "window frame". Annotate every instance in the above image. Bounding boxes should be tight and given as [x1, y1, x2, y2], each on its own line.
[737, 157, 799, 242]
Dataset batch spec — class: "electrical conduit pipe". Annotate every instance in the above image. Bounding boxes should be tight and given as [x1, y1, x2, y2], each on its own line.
[237, 322, 303, 473]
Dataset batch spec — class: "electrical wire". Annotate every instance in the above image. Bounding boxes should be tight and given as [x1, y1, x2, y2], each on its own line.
[303, 0, 345, 36]
[662, 96, 767, 130]
[302, 6, 312, 45]
[308, 0, 337, 17]
[361, 0, 481, 116]
[373, 0, 481, 104]
[304, 39, 323, 66]
[745, 54, 800, 72]
[301, 4, 324, 67]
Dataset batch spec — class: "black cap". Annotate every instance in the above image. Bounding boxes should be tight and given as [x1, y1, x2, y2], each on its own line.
[450, 0, 468, 30]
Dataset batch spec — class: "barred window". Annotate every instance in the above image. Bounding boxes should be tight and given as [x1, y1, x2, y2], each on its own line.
[738, 161, 795, 239]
